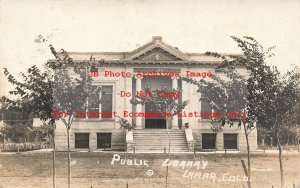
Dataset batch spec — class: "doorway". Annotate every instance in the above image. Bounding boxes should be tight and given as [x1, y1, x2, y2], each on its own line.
[144, 102, 166, 129]
[145, 118, 166, 129]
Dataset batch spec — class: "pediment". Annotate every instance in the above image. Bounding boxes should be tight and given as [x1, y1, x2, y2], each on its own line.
[133, 47, 182, 61]
[127, 36, 188, 61]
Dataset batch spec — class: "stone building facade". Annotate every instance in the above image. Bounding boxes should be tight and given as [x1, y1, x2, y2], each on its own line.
[54, 36, 257, 152]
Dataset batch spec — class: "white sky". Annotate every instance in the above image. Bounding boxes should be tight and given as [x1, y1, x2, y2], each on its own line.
[1, 0, 300, 96]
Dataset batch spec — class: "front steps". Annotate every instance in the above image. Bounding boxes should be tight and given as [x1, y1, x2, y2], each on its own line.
[133, 129, 189, 152]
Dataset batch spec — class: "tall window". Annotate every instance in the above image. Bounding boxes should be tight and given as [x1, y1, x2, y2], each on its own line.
[198, 93, 212, 119]
[88, 86, 101, 119]
[201, 99, 212, 119]
[101, 86, 113, 118]
[75, 133, 89, 148]
[77, 85, 113, 119]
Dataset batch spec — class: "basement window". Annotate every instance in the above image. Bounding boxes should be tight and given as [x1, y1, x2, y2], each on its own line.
[75, 133, 90, 149]
[224, 134, 238, 149]
[97, 133, 112, 149]
[202, 133, 216, 149]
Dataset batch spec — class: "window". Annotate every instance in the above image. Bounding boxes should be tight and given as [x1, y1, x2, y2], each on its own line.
[201, 100, 212, 119]
[97, 133, 112, 149]
[88, 86, 101, 119]
[75, 133, 89, 148]
[76, 85, 113, 119]
[101, 86, 113, 118]
[224, 134, 238, 149]
[202, 134, 216, 149]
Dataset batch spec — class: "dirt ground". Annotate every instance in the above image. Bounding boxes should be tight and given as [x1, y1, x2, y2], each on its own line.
[0, 151, 299, 188]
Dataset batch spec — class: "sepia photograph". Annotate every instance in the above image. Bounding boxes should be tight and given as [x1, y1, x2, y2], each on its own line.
[0, 0, 300, 187]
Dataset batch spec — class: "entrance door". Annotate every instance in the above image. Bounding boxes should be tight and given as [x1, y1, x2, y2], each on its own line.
[144, 103, 166, 129]
[145, 118, 166, 129]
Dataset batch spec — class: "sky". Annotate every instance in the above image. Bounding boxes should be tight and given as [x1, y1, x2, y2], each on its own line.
[0, 0, 300, 96]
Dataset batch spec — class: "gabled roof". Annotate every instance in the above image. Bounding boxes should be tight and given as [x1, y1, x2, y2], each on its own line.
[62, 36, 242, 64]
[126, 36, 188, 61]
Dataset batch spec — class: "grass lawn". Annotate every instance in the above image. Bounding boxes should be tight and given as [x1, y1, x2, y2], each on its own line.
[0, 151, 299, 188]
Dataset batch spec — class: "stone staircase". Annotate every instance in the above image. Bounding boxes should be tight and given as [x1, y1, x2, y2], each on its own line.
[133, 129, 189, 152]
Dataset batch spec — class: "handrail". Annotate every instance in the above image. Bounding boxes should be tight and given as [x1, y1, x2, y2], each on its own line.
[167, 131, 171, 157]
[167, 131, 171, 143]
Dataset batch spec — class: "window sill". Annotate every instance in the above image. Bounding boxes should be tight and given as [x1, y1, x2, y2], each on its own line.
[74, 148, 90, 151]
[199, 149, 217, 152]
[96, 148, 112, 151]
[223, 149, 239, 151]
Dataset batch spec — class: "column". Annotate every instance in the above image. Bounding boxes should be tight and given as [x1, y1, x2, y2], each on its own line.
[135, 76, 143, 129]
[125, 77, 133, 125]
[171, 77, 179, 129]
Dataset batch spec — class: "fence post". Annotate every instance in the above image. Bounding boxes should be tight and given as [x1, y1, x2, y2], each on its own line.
[270, 137, 273, 149]
[297, 138, 300, 152]
[133, 146, 135, 154]
[164, 147, 166, 154]
[262, 137, 265, 153]
[165, 165, 169, 188]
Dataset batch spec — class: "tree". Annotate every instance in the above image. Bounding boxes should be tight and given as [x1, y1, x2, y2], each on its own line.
[49, 45, 98, 188]
[0, 101, 32, 143]
[183, 36, 284, 188]
[229, 37, 299, 188]
[3, 34, 102, 188]
[182, 66, 254, 188]
[296, 97, 300, 125]
[269, 68, 300, 188]
[3, 57, 56, 187]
